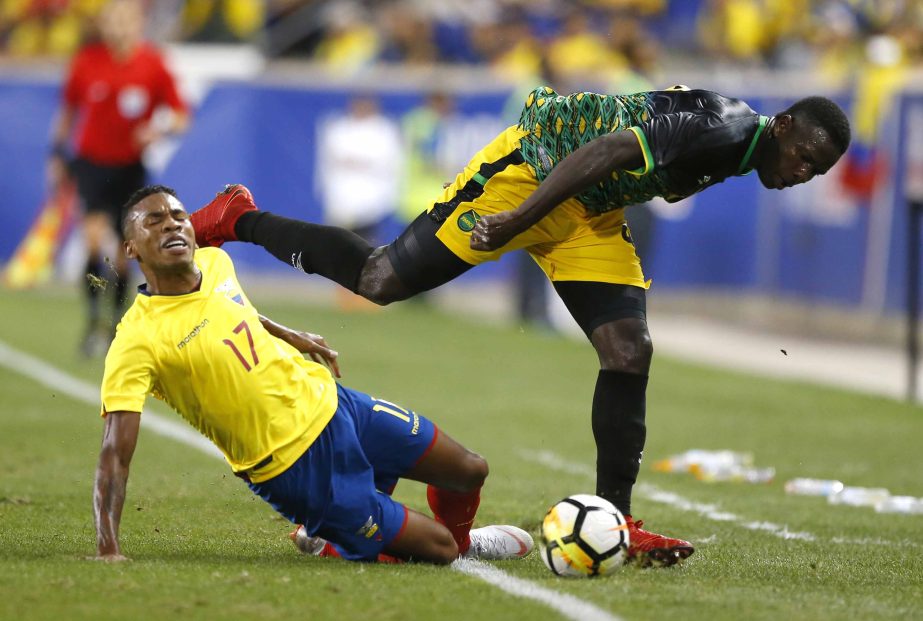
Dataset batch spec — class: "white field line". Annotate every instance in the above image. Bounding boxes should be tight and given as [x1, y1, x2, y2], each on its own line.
[520, 449, 922, 550]
[0, 340, 622, 621]
[452, 559, 622, 621]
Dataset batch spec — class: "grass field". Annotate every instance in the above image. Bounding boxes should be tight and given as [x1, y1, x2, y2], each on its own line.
[0, 286, 921, 621]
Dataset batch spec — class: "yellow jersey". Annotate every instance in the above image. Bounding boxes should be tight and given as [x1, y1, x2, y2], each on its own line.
[100, 247, 338, 482]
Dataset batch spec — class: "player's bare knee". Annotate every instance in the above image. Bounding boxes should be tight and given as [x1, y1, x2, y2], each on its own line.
[595, 326, 653, 373]
[442, 451, 488, 493]
[356, 249, 410, 306]
[462, 453, 489, 490]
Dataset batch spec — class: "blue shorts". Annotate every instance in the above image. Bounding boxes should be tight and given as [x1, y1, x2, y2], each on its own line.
[248, 384, 437, 561]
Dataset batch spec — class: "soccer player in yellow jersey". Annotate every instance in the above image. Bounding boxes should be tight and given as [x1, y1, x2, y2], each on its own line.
[93, 185, 534, 564]
[191, 88, 852, 566]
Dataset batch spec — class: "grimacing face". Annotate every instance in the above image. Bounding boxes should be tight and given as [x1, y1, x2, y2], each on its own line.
[755, 115, 843, 190]
[124, 193, 195, 270]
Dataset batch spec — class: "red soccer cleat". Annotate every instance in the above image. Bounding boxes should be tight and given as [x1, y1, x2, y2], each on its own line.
[189, 184, 258, 248]
[625, 516, 694, 567]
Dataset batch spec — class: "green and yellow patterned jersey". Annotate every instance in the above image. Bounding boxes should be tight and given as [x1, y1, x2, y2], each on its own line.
[517, 86, 768, 214]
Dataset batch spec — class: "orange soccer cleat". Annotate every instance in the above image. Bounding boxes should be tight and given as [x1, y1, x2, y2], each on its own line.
[189, 184, 258, 248]
[625, 516, 695, 567]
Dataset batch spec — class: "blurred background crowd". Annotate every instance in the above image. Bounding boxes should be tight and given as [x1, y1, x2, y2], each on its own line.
[2, 1, 921, 83]
[1, 0, 922, 354]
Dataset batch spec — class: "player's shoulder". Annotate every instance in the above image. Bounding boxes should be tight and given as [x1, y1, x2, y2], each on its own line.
[195, 246, 239, 290]
[194, 246, 232, 268]
[106, 300, 153, 362]
[114, 295, 149, 333]
[648, 88, 757, 136]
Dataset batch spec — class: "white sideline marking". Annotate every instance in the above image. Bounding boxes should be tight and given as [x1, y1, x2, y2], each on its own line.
[0, 341, 622, 621]
[520, 449, 922, 550]
[0, 340, 222, 459]
[453, 560, 622, 621]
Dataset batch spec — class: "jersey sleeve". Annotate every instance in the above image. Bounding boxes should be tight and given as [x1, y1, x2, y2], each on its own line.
[100, 326, 155, 416]
[627, 112, 707, 176]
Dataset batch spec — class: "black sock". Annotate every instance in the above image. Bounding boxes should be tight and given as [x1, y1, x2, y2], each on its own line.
[84, 255, 103, 332]
[592, 369, 648, 516]
[236, 212, 373, 292]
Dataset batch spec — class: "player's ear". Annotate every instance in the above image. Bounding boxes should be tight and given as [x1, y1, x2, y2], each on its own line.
[124, 238, 138, 261]
[774, 114, 793, 136]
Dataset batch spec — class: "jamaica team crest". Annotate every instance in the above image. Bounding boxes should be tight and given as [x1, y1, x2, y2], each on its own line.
[457, 209, 481, 232]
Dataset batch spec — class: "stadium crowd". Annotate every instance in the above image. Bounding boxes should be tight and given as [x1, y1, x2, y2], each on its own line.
[2, 1, 921, 83]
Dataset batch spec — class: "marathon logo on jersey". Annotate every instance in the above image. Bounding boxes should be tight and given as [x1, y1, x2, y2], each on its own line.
[457, 209, 481, 233]
[356, 516, 380, 540]
[215, 278, 245, 306]
[177, 319, 210, 350]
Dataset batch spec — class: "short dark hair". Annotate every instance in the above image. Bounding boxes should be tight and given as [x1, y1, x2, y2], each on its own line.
[121, 184, 178, 238]
[780, 96, 851, 154]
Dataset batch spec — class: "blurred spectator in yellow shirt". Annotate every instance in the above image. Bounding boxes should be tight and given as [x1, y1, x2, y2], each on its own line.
[2, 0, 105, 57]
[547, 9, 626, 82]
[181, 0, 263, 43]
[313, 0, 379, 72]
[698, 0, 765, 64]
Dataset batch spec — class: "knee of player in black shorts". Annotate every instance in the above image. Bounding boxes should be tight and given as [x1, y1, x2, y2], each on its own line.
[355, 250, 416, 306]
[591, 319, 653, 374]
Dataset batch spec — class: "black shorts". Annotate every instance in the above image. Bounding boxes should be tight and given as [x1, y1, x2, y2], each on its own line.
[72, 157, 147, 237]
[386, 211, 647, 338]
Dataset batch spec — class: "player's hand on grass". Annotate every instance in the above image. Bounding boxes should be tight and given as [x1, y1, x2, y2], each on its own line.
[287, 331, 341, 378]
[470, 211, 525, 251]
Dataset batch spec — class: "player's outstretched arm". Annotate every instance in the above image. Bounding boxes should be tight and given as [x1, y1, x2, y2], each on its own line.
[258, 315, 341, 378]
[470, 130, 645, 251]
[92, 411, 140, 562]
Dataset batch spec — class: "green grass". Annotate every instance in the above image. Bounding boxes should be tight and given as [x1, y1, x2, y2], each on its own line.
[0, 286, 921, 621]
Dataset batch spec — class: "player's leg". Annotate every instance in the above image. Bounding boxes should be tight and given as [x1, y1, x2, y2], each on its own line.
[72, 158, 117, 354]
[236, 208, 473, 305]
[532, 205, 693, 565]
[189, 127, 532, 305]
[555, 282, 692, 566]
[553, 283, 652, 514]
[246, 405, 459, 565]
[338, 385, 532, 560]
[108, 161, 146, 326]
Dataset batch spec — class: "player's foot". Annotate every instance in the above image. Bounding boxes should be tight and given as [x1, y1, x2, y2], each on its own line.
[189, 184, 258, 248]
[463, 525, 533, 560]
[625, 516, 694, 567]
[289, 525, 326, 555]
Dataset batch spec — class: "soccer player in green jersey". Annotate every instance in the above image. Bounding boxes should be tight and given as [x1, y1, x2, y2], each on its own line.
[191, 86, 851, 566]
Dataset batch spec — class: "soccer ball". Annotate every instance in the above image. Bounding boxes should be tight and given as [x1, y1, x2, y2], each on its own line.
[541, 494, 629, 577]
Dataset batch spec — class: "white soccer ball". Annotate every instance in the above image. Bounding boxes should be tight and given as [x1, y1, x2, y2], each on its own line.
[540, 494, 629, 577]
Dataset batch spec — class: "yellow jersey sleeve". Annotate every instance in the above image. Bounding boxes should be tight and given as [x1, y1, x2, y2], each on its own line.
[100, 323, 155, 416]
